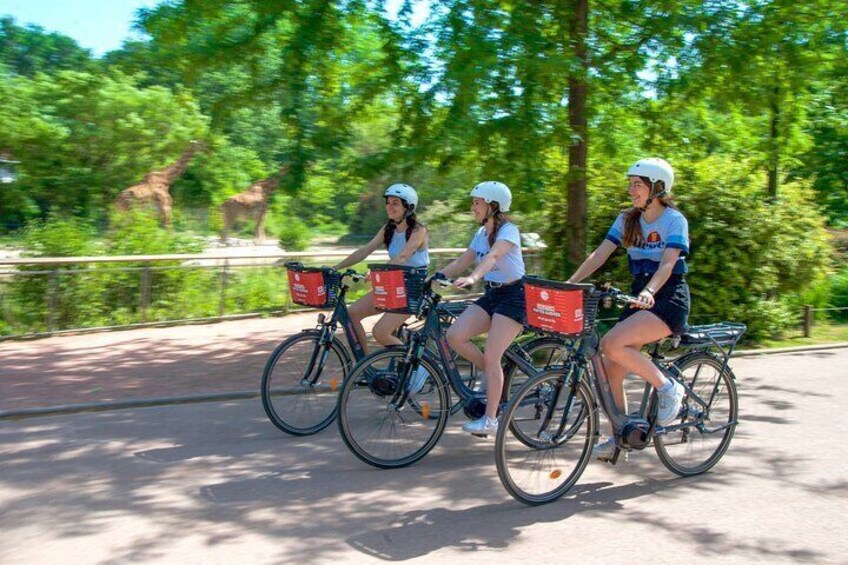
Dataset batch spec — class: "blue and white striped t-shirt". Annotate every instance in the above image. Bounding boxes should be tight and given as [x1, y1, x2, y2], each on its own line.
[605, 207, 689, 275]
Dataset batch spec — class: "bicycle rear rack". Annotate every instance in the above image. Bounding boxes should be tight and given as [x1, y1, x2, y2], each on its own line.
[672, 321, 747, 381]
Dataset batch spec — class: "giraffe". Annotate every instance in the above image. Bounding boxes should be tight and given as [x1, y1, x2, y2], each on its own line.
[115, 141, 202, 227]
[220, 164, 290, 244]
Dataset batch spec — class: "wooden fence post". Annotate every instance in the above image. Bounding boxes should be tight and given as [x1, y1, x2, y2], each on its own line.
[803, 305, 813, 338]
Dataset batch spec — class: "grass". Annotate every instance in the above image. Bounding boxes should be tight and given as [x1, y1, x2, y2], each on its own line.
[747, 321, 848, 350]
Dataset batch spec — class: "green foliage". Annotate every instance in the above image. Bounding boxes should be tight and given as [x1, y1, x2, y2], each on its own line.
[109, 210, 204, 255]
[20, 214, 100, 257]
[830, 264, 848, 322]
[0, 17, 94, 76]
[678, 156, 832, 339]
[417, 200, 477, 248]
[9, 215, 102, 333]
[276, 215, 311, 252]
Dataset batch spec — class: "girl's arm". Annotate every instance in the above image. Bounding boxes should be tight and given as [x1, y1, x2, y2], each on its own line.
[332, 230, 384, 270]
[455, 239, 513, 287]
[567, 240, 617, 283]
[388, 226, 427, 266]
[438, 248, 476, 278]
[639, 247, 681, 307]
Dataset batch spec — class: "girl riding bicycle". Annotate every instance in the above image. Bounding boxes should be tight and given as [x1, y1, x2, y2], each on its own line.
[436, 181, 526, 436]
[333, 183, 429, 352]
[567, 158, 690, 460]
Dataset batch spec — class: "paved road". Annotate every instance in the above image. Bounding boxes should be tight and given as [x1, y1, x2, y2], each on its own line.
[1, 349, 846, 564]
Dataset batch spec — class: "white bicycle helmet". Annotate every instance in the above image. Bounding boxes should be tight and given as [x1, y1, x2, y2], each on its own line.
[470, 181, 512, 212]
[626, 158, 674, 194]
[383, 183, 419, 210]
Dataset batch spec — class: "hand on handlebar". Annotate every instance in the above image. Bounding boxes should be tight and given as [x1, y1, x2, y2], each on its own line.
[631, 289, 655, 309]
[427, 272, 456, 287]
[454, 275, 477, 288]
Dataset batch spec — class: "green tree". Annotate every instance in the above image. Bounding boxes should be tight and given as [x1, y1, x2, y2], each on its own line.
[0, 17, 94, 77]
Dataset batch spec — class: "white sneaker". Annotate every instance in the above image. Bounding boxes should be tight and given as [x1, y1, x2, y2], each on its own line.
[407, 366, 429, 395]
[592, 437, 628, 463]
[462, 416, 498, 436]
[656, 380, 685, 426]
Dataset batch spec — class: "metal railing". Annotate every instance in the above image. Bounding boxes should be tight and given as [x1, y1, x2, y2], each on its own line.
[0, 249, 546, 340]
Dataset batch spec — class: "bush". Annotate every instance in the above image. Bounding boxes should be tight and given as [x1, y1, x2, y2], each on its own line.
[277, 215, 311, 251]
[830, 264, 848, 322]
[9, 215, 103, 332]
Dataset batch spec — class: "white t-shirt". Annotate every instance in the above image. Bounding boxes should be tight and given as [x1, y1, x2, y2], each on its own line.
[469, 222, 525, 283]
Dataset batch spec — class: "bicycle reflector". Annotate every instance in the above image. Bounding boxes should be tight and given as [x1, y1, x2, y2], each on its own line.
[524, 277, 595, 336]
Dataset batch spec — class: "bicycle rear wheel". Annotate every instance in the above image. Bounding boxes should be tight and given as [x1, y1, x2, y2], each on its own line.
[504, 336, 567, 400]
[654, 352, 738, 476]
[337, 350, 450, 468]
[261, 331, 350, 436]
[495, 369, 596, 505]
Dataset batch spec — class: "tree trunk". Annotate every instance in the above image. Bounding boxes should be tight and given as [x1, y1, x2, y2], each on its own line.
[565, 0, 589, 274]
[767, 84, 780, 200]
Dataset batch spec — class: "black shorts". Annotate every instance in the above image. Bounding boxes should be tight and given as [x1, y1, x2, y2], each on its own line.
[619, 274, 690, 335]
[474, 281, 526, 325]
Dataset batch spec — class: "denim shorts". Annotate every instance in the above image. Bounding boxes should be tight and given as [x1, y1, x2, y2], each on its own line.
[474, 281, 526, 325]
[619, 274, 690, 335]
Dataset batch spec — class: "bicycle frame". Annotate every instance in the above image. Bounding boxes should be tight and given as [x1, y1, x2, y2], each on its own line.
[399, 289, 558, 416]
[296, 274, 368, 388]
[558, 323, 743, 454]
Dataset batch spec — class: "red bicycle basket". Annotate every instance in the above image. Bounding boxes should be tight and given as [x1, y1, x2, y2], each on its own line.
[286, 263, 338, 308]
[369, 264, 427, 314]
[524, 276, 594, 336]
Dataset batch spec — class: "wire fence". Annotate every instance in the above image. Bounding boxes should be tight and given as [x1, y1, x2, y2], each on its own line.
[1, 250, 844, 341]
[0, 249, 545, 340]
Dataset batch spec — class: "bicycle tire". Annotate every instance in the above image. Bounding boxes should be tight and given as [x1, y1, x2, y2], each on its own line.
[260, 330, 351, 436]
[337, 348, 450, 469]
[496, 369, 597, 505]
[654, 351, 739, 476]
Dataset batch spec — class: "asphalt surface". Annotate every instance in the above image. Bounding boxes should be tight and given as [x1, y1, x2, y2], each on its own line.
[1, 348, 846, 564]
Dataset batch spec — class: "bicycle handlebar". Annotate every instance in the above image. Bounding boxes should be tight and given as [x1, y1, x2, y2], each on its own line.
[596, 284, 639, 307]
[338, 269, 366, 283]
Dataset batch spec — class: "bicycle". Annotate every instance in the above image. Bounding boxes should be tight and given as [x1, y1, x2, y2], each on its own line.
[336, 270, 568, 469]
[261, 262, 471, 436]
[495, 277, 746, 505]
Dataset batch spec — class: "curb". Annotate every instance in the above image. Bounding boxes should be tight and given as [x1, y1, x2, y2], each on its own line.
[734, 342, 848, 357]
[0, 391, 259, 421]
[3, 342, 848, 421]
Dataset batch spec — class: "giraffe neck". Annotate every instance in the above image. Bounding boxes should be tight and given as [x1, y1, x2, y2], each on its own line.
[161, 146, 198, 184]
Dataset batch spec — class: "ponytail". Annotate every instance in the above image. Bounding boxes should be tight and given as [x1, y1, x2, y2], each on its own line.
[487, 204, 509, 247]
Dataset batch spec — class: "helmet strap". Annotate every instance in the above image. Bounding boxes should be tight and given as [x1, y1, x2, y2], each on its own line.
[480, 203, 498, 227]
[637, 182, 665, 212]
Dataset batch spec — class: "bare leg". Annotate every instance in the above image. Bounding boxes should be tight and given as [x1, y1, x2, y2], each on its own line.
[600, 310, 671, 390]
[445, 305, 491, 370]
[482, 314, 524, 419]
[372, 312, 410, 346]
[347, 292, 380, 355]
[255, 211, 266, 243]
[599, 354, 629, 413]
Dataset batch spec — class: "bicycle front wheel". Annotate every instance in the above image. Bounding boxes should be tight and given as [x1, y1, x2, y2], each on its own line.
[654, 352, 739, 476]
[261, 331, 350, 436]
[338, 349, 450, 468]
[496, 369, 596, 505]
